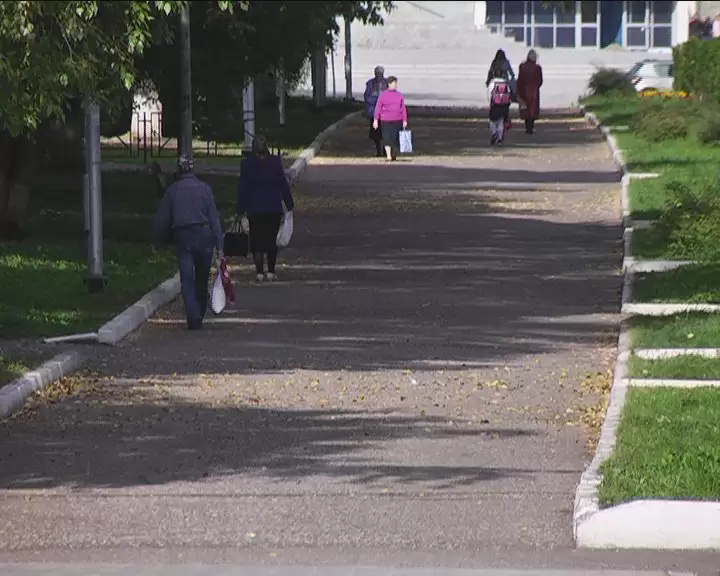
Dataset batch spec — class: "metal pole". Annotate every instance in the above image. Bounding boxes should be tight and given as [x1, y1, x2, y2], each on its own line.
[330, 46, 336, 99]
[179, 1, 192, 157]
[84, 99, 106, 293]
[277, 63, 287, 127]
[242, 79, 255, 154]
[344, 15, 352, 101]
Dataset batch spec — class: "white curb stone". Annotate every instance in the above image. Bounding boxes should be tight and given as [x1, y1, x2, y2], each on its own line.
[623, 258, 695, 273]
[97, 109, 362, 346]
[0, 352, 84, 420]
[576, 107, 720, 550]
[97, 273, 181, 345]
[636, 348, 720, 359]
[576, 500, 720, 550]
[627, 172, 660, 179]
[622, 302, 720, 316]
[627, 378, 720, 388]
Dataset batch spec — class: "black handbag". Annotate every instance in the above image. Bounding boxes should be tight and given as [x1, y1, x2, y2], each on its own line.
[223, 216, 249, 257]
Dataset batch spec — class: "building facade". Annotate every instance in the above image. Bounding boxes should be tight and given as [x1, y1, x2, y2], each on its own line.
[477, 1, 699, 50]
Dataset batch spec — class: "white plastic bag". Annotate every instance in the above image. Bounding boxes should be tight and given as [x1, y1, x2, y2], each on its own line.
[276, 210, 294, 247]
[209, 262, 226, 315]
[399, 130, 413, 154]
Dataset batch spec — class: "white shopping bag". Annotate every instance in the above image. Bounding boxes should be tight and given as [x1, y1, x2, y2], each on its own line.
[208, 262, 226, 315]
[399, 130, 413, 154]
[276, 210, 294, 248]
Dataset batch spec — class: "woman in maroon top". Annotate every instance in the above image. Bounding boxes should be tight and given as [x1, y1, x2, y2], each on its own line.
[517, 49, 543, 135]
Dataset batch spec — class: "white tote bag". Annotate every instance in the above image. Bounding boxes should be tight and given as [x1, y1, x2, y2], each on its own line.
[399, 130, 413, 154]
[276, 210, 294, 248]
[208, 261, 226, 315]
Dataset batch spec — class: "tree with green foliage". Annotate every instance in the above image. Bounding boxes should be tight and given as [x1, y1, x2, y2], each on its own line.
[0, 0, 245, 240]
[139, 1, 393, 141]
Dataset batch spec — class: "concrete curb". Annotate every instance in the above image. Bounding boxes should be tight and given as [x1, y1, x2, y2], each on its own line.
[96, 109, 362, 346]
[622, 302, 720, 316]
[627, 378, 720, 388]
[0, 352, 84, 420]
[636, 348, 720, 359]
[575, 105, 720, 550]
[623, 256, 695, 273]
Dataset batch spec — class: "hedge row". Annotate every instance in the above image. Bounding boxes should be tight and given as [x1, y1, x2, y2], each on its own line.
[673, 37, 720, 102]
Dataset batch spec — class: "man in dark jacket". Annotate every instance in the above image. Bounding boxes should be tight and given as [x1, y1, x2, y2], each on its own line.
[153, 155, 224, 330]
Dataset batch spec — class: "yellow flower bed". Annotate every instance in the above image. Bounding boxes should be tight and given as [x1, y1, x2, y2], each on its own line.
[638, 89, 690, 99]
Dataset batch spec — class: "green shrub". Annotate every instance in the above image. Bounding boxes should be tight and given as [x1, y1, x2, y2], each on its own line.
[634, 98, 700, 142]
[652, 179, 720, 262]
[695, 110, 720, 145]
[673, 37, 720, 101]
[587, 68, 635, 97]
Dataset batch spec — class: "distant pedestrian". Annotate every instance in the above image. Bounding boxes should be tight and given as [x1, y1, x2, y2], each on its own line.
[486, 49, 516, 100]
[487, 64, 512, 147]
[236, 136, 295, 283]
[153, 154, 224, 331]
[372, 75, 408, 162]
[364, 65, 389, 157]
[517, 49, 544, 135]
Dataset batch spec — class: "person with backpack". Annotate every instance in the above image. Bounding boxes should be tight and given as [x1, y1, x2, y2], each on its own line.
[487, 64, 512, 146]
[486, 49, 516, 100]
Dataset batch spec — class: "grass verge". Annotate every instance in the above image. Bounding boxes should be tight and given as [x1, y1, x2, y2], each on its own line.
[631, 313, 720, 349]
[599, 387, 720, 506]
[629, 354, 720, 379]
[632, 264, 720, 304]
[0, 356, 31, 387]
[1, 171, 237, 339]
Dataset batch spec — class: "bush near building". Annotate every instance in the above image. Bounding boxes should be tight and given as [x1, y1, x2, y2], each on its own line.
[673, 37, 720, 103]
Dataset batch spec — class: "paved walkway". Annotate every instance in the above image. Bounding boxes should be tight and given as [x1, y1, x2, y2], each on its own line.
[3, 113, 708, 570]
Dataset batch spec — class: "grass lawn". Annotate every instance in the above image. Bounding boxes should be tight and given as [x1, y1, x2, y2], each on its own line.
[629, 354, 720, 379]
[0, 171, 237, 339]
[631, 313, 720, 349]
[582, 94, 720, 221]
[102, 97, 360, 166]
[632, 264, 720, 304]
[0, 355, 31, 387]
[599, 387, 720, 506]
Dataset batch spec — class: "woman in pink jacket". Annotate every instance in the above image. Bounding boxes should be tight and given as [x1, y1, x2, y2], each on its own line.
[372, 76, 408, 162]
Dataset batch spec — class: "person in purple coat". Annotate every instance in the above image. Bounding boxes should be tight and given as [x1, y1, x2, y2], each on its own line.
[363, 65, 389, 157]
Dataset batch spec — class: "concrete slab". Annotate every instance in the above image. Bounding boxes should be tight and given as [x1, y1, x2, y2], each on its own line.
[627, 378, 720, 388]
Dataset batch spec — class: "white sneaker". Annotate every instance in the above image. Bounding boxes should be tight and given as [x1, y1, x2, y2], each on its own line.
[256, 273, 266, 283]
[266, 273, 277, 282]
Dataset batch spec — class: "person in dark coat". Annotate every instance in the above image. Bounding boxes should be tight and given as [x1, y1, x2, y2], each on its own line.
[236, 136, 294, 282]
[517, 49, 544, 134]
[363, 65, 389, 157]
[153, 155, 224, 330]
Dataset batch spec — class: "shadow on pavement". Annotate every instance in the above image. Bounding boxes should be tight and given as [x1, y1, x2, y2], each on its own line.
[0, 403, 548, 490]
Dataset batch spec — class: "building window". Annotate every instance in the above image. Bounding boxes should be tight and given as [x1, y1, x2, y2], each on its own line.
[505, 1, 525, 24]
[627, 26, 648, 46]
[582, 1, 598, 24]
[556, 26, 576, 47]
[652, 0, 673, 25]
[628, 1, 647, 24]
[581, 26, 598, 46]
[652, 25, 672, 47]
[533, 26, 554, 46]
[532, 1, 554, 24]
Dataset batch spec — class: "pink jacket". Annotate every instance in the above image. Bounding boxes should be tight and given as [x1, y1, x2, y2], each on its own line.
[373, 89, 407, 123]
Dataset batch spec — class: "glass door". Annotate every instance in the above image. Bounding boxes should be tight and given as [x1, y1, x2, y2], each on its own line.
[625, 0, 649, 49]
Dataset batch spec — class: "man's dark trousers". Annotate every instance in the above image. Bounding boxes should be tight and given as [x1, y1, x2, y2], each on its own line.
[174, 224, 215, 329]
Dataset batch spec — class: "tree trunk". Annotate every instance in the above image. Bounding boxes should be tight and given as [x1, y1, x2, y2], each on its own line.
[0, 132, 35, 240]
